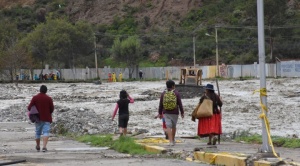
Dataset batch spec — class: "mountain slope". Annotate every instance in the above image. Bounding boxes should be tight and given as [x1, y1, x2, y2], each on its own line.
[65, 0, 203, 26]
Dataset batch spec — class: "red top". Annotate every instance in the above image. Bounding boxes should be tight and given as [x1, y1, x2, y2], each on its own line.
[28, 93, 54, 123]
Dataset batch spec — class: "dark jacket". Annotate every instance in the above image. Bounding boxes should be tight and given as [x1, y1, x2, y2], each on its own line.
[158, 88, 184, 115]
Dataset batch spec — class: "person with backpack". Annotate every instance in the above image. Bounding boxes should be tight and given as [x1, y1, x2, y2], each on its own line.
[158, 80, 184, 146]
[112, 90, 134, 136]
[27, 85, 54, 152]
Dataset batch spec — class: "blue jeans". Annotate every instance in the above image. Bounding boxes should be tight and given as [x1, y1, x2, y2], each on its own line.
[35, 121, 50, 139]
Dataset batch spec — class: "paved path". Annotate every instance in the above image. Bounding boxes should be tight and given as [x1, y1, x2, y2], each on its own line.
[1, 122, 299, 166]
[0, 122, 206, 166]
[137, 135, 300, 165]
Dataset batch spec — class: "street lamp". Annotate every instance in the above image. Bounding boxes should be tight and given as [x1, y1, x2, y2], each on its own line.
[257, 0, 272, 153]
[192, 24, 204, 69]
[205, 27, 219, 77]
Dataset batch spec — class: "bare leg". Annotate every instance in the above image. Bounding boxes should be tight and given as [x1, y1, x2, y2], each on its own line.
[167, 128, 173, 144]
[36, 138, 40, 147]
[208, 134, 212, 144]
[172, 127, 176, 142]
[42, 136, 49, 149]
[119, 127, 123, 136]
[123, 128, 127, 136]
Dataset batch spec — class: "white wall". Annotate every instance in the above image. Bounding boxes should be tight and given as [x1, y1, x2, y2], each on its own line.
[1, 60, 299, 81]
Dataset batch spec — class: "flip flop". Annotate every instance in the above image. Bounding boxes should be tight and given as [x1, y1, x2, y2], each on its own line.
[213, 137, 217, 145]
[36, 145, 40, 152]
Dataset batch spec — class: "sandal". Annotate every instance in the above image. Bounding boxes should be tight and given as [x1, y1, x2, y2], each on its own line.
[36, 145, 40, 152]
[42, 147, 47, 152]
[213, 137, 217, 145]
[164, 132, 168, 140]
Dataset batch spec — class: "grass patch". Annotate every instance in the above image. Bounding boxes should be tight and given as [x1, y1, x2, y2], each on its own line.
[272, 137, 300, 148]
[77, 134, 114, 147]
[234, 130, 300, 148]
[77, 135, 156, 155]
[235, 133, 262, 144]
[112, 136, 154, 155]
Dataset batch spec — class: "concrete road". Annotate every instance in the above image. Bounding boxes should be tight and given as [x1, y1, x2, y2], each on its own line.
[0, 122, 206, 166]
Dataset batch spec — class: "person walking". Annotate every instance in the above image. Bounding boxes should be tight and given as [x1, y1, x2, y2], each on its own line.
[27, 85, 54, 152]
[139, 70, 143, 80]
[158, 80, 184, 146]
[112, 90, 134, 136]
[154, 113, 168, 139]
[196, 84, 222, 145]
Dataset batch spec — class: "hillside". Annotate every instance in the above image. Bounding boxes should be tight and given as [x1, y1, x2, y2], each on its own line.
[0, 0, 300, 69]
[0, 0, 202, 27]
[0, 0, 35, 9]
[66, 0, 202, 26]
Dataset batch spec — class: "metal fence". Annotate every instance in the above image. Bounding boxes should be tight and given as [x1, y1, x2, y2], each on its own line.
[1, 60, 299, 81]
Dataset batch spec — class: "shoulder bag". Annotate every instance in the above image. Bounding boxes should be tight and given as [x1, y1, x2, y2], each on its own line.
[196, 95, 213, 118]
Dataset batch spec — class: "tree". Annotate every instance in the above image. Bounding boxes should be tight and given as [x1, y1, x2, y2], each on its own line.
[0, 21, 31, 81]
[0, 45, 31, 81]
[20, 23, 48, 78]
[112, 36, 141, 78]
[22, 19, 94, 69]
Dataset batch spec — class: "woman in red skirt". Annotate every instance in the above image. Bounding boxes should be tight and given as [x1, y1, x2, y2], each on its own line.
[198, 84, 223, 145]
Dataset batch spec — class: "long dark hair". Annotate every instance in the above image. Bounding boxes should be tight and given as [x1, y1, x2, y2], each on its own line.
[119, 90, 127, 99]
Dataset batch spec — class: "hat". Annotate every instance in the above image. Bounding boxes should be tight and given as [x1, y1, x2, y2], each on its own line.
[205, 84, 214, 91]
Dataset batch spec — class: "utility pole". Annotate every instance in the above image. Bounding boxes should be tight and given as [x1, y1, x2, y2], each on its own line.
[94, 33, 99, 79]
[205, 26, 219, 77]
[193, 35, 196, 68]
[192, 23, 204, 69]
[215, 27, 219, 77]
[257, 0, 272, 153]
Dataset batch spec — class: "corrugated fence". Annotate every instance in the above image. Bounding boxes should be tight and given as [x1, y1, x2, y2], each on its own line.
[1, 61, 299, 81]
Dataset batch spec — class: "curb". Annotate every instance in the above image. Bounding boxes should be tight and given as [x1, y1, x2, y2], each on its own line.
[194, 151, 248, 166]
[254, 160, 300, 166]
[140, 144, 300, 166]
[142, 144, 167, 153]
[193, 151, 300, 166]
[137, 138, 300, 166]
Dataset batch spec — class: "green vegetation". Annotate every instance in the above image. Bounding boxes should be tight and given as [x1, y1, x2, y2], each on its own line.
[112, 136, 154, 154]
[272, 136, 300, 148]
[77, 134, 114, 147]
[112, 36, 141, 78]
[234, 130, 300, 148]
[1, 0, 300, 77]
[77, 135, 156, 155]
